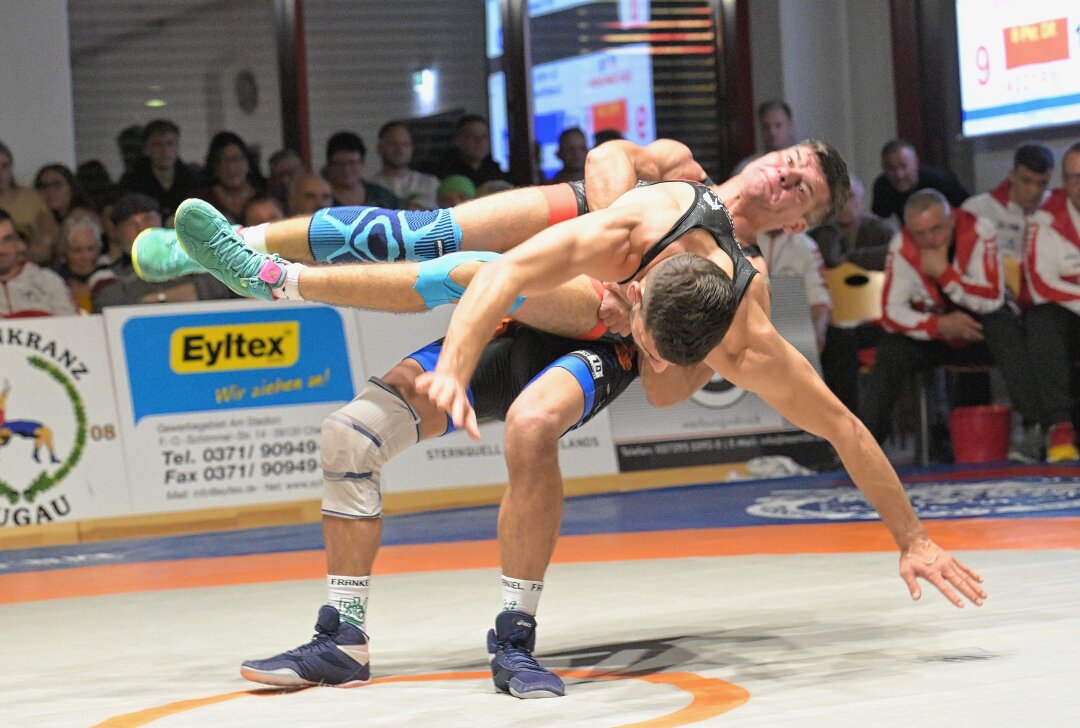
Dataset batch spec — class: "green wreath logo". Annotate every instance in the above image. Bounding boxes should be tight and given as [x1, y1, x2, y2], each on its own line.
[0, 356, 87, 505]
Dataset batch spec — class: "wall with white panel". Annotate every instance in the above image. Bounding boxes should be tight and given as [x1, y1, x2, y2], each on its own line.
[68, 0, 282, 179]
[303, 1, 488, 167]
[0, 0, 75, 182]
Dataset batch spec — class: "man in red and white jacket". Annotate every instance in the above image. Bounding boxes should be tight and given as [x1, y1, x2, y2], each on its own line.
[861, 188, 1042, 460]
[1023, 141, 1080, 462]
[961, 143, 1053, 265]
[0, 209, 77, 318]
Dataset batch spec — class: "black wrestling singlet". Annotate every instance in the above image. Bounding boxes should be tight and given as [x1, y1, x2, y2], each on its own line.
[617, 181, 758, 304]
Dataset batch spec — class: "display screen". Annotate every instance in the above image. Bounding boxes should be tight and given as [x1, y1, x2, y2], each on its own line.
[487, 0, 658, 177]
[956, 0, 1080, 136]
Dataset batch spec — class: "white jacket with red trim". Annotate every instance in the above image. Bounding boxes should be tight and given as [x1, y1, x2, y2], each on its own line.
[881, 208, 1003, 340]
[1025, 194, 1080, 316]
[0, 262, 78, 318]
[961, 178, 1035, 260]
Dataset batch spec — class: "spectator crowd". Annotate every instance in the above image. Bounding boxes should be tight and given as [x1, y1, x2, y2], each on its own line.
[2, 99, 1078, 464]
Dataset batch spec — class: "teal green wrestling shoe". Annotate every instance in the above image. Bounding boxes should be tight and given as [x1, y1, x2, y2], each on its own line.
[173, 198, 287, 300]
[131, 228, 205, 282]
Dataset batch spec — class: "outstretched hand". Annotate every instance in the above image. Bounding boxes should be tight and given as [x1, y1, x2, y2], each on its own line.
[899, 538, 986, 608]
[415, 370, 480, 440]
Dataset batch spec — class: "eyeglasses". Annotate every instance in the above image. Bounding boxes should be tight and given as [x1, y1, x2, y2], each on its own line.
[1063, 172, 1080, 183]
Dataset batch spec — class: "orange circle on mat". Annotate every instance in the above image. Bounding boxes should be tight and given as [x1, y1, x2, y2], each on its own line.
[95, 669, 750, 727]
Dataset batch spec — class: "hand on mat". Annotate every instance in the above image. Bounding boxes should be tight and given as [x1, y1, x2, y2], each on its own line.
[899, 537, 986, 608]
[415, 370, 480, 440]
[598, 282, 632, 336]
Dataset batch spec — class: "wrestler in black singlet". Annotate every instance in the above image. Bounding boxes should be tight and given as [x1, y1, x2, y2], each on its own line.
[616, 181, 758, 307]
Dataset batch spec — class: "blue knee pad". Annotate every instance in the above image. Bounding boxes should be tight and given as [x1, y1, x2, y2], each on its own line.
[414, 252, 526, 311]
[308, 207, 462, 263]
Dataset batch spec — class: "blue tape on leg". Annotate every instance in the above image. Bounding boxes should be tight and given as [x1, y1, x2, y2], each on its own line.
[413, 251, 526, 311]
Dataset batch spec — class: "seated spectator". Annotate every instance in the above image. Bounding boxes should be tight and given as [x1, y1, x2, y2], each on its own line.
[592, 128, 623, 147]
[324, 131, 398, 208]
[265, 149, 301, 210]
[548, 127, 587, 183]
[119, 119, 201, 220]
[436, 175, 476, 208]
[755, 228, 831, 352]
[287, 172, 333, 216]
[811, 175, 897, 270]
[54, 214, 115, 313]
[871, 139, 969, 224]
[242, 196, 285, 226]
[76, 159, 114, 211]
[1023, 141, 1080, 462]
[0, 208, 77, 318]
[96, 188, 125, 265]
[199, 131, 265, 224]
[34, 164, 101, 235]
[116, 124, 145, 180]
[422, 114, 508, 187]
[733, 100, 798, 174]
[860, 189, 1042, 462]
[0, 140, 59, 265]
[962, 143, 1053, 265]
[93, 193, 234, 310]
[373, 121, 439, 210]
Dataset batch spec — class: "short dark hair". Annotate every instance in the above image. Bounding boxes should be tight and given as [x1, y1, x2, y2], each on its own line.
[377, 120, 408, 140]
[326, 131, 366, 161]
[1013, 144, 1053, 174]
[269, 148, 300, 169]
[757, 100, 792, 120]
[34, 163, 97, 213]
[593, 129, 623, 146]
[241, 195, 283, 221]
[455, 114, 488, 133]
[1065, 142, 1080, 166]
[558, 127, 585, 145]
[643, 253, 738, 366]
[143, 119, 179, 141]
[804, 139, 851, 226]
[881, 138, 916, 159]
[110, 192, 160, 226]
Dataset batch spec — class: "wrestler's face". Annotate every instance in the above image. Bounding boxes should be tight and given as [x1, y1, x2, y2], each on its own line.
[627, 281, 671, 373]
[739, 144, 828, 232]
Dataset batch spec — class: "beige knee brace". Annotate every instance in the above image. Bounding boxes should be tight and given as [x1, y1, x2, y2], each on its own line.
[321, 378, 420, 518]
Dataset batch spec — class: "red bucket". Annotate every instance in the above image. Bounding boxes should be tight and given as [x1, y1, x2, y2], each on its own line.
[948, 405, 1012, 463]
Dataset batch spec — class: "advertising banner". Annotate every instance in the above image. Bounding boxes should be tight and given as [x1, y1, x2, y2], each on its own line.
[0, 316, 130, 527]
[609, 277, 834, 472]
[105, 301, 361, 514]
[353, 308, 619, 494]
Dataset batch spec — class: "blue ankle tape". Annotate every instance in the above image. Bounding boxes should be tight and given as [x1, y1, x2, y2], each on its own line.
[308, 207, 462, 263]
[414, 252, 526, 311]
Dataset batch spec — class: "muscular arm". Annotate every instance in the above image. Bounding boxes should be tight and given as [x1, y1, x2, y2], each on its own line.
[706, 309, 985, 607]
[584, 139, 705, 211]
[418, 205, 647, 434]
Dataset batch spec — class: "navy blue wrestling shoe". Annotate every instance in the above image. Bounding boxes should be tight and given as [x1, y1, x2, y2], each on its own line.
[487, 610, 565, 698]
[240, 605, 370, 688]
